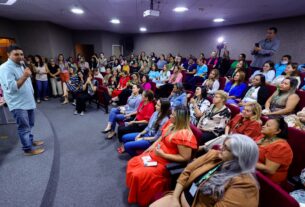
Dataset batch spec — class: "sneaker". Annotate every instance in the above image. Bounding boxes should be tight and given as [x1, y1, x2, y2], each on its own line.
[112, 102, 117, 106]
[44, 98, 49, 101]
[74, 111, 79, 115]
[80, 111, 84, 116]
[72, 101, 76, 106]
[37, 99, 41, 103]
[24, 148, 45, 156]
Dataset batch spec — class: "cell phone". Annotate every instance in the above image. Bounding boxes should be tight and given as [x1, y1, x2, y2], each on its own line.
[255, 43, 259, 47]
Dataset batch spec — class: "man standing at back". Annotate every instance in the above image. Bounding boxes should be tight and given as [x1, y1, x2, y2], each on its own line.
[251, 27, 280, 72]
[0, 45, 44, 156]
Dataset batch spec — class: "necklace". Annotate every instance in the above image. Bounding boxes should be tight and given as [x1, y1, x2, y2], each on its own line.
[258, 136, 278, 145]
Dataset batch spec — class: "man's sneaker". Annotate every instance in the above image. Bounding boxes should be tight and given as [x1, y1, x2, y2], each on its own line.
[24, 148, 45, 156]
[37, 99, 41, 103]
[80, 111, 84, 116]
[74, 111, 79, 115]
[72, 101, 76, 106]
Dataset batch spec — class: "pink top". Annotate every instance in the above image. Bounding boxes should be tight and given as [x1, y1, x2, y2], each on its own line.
[169, 72, 183, 84]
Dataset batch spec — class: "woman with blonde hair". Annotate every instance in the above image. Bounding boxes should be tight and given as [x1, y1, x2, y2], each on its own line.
[204, 102, 262, 150]
[126, 105, 197, 206]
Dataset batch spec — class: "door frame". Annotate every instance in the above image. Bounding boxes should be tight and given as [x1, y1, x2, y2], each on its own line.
[112, 45, 123, 57]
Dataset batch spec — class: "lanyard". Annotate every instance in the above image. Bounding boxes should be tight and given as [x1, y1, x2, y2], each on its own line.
[196, 163, 222, 186]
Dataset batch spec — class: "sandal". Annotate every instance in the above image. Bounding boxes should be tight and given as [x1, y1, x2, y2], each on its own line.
[106, 131, 116, 139]
[117, 146, 125, 154]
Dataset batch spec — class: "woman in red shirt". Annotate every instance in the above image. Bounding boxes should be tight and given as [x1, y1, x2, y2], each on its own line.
[111, 71, 130, 99]
[126, 105, 197, 206]
[256, 118, 293, 184]
[113, 90, 155, 140]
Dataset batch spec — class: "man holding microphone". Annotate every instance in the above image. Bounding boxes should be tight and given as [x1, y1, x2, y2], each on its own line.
[0, 45, 44, 156]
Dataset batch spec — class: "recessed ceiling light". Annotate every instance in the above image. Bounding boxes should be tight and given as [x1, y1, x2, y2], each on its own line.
[110, 19, 120, 24]
[70, 7, 84, 15]
[213, 18, 225, 23]
[0, 0, 17, 5]
[173, 7, 189, 13]
[140, 27, 147, 32]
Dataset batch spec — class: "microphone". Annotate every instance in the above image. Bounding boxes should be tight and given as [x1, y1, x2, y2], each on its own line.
[20, 61, 27, 69]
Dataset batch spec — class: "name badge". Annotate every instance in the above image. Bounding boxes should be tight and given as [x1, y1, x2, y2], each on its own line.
[189, 182, 198, 197]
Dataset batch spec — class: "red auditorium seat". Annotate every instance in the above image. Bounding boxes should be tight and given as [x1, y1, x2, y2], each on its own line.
[256, 171, 299, 207]
[265, 84, 277, 97]
[219, 77, 226, 90]
[150, 81, 156, 93]
[190, 124, 203, 144]
[95, 77, 103, 87]
[225, 103, 240, 118]
[286, 127, 305, 178]
[96, 86, 110, 113]
[296, 89, 305, 112]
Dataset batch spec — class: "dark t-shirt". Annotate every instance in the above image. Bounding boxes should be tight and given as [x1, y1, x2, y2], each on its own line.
[48, 64, 60, 77]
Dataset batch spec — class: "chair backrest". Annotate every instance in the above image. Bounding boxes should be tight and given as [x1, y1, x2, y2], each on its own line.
[150, 81, 157, 93]
[225, 104, 240, 119]
[256, 171, 299, 207]
[296, 89, 305, 112]
[95, 78, 103, 88]
[265, 84, 277, 98]
[219, 77, 226, 90]
[287, 127, 305, 178]
[190, 124, 203, 145]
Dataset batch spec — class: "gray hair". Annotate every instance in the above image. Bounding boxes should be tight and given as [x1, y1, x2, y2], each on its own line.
[200, 134, 259, 199]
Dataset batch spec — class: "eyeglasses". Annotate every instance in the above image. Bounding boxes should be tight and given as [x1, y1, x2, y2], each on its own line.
[221, 143, 231, 152]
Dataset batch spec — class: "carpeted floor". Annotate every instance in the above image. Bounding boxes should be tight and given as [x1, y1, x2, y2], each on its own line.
[0, 98, 133, 207]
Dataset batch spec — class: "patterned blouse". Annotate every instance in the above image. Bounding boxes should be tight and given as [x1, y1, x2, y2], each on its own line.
[197, 104, 231, 136]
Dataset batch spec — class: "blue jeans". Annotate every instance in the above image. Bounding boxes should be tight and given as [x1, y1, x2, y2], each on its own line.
[11, 109, 35, 152]
[122, 132, 152, 156]
[108, 108, 125, 130]
[36, 80, 49, 100]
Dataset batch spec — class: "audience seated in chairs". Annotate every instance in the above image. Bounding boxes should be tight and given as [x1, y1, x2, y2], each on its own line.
[102, 84, 142, 138]
[141, 74, 152, 91]
[74, 71, 98, 116]
[151, 134, 259, 207]
[263, 77, 300, 119]
[117, 72, 140, 106]
[271, 63, 301, 88]
[168, 83, 187, 108]
[111, 71, 130, 102]
[255, 118, 293, 185]
[189, 86, 210, 125]
[224, 71, 248, 105]
[185, 58, 208, 90]
[116, 90, 155, 141]
[249, 61, 275, 84]
[204, 102, 262, 150]
[126, 105, 197, 207]
[239, 74, 269, 111]
[118, 99, 170, 156]
[197, 90, 231, 147]
[158, 65, 183, 97]
[201, 69, 220, 96]
[155, 64, 171, 90]
[226, 60, 245, 79]
[62, 69, 83, 104]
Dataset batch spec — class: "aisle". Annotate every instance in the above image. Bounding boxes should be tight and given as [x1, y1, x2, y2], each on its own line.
[38, 99, 130, 207]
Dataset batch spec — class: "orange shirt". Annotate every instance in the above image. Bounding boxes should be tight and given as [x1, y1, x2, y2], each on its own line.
[258, 139, 293, 184]
[227, 114, 262, 139]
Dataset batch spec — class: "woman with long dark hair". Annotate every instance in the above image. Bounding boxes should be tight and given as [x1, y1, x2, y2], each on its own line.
[34, 55, 49, 103]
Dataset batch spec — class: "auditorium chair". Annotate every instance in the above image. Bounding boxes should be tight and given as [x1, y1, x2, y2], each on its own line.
[96, 86, 110, 113]
[265, 84, 277, 97]
[225, 103, 240, 118]
[296, 89, 305, 112]
[256, 171, 299, 207]
[219, 77, 226, 90]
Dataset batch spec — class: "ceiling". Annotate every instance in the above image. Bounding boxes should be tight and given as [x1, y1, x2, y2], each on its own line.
[1, 0, 305, 34]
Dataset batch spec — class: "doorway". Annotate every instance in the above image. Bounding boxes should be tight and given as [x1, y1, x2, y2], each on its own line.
[74, 43, 94, 62]
[112, 45, 123, 58]
[0, 38, 16, 64]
